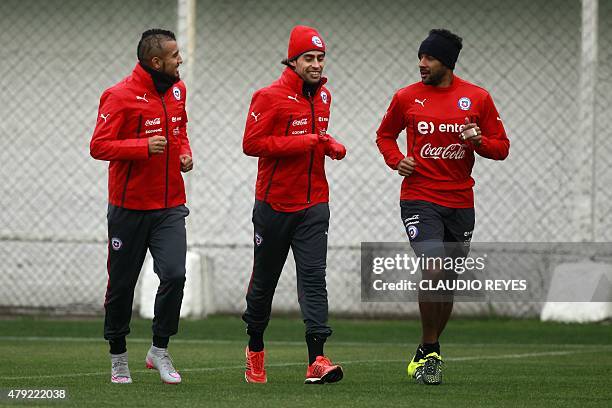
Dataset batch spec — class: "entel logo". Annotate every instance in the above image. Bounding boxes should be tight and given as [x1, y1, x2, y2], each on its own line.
[417, 121, 468, 135]
[145, 118, 161, 126]
[292, 118, 308, 126]
[318, 117, 329, 122]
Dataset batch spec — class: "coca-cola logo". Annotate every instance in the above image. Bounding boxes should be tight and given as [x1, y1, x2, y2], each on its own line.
[292, 118, 308, 126]
[420, 143, 467, 160]
[145, 117, 161, 126]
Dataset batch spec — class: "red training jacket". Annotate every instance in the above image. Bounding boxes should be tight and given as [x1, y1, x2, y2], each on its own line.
[376, 75, 509, 208]
[243, 67, 342, 211]
[90, 63, 192, 210]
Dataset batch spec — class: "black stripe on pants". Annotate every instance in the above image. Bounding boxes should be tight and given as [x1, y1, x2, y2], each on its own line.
[103, 204, 189, 341]
[242, 200, 332, 338]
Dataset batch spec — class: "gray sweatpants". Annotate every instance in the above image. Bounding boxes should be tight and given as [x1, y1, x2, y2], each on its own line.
[103, 204, 189, 341]
[242, 200, 332, 338]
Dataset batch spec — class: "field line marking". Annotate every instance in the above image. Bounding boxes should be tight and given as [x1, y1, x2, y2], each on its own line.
[0, 349, 599, 381]
[1, 336, 611, 349]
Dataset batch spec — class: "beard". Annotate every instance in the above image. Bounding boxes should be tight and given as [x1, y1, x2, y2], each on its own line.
[423, 69, 445, 86]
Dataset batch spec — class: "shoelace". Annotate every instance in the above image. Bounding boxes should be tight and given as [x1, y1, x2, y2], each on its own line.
[313, 356, 331, 367]
[311, 365, 324, 377]
[156, 352, 177, 373]
[112, 358, 129, 375]
[250, 353, 264, 373]
[311, 357, 331, 377]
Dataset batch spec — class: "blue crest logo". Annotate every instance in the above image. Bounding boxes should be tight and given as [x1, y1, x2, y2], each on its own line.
[458, 97, 471, 111]
[408, 225, 419, 240]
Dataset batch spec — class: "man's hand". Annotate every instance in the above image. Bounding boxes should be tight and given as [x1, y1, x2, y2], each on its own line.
[319, 134, 346, 160]
[397, 156, 416, 177]
[148, 136, 167, 155]
[327, 142, 346, 160]
[460, 117, 482, 146]
[180, 155, 193, 172]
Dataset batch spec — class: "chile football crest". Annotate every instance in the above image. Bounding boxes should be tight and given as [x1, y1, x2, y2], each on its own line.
[458, 97, 471, 111]
[320, 91, 328, 104]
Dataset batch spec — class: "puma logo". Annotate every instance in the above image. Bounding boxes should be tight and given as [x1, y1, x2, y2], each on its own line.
[136, 93, 148, 103]
[251, 111, 261, 122]
[288, 94, 299, 102]
[415, 98, 426, 107]
[100, 113, 110, 123]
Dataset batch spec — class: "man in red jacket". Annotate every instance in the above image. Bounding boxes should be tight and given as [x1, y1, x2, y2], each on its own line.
[376, 29, 509, 385]
[241, 25, 346, 384]
[90, 29, 193, 385]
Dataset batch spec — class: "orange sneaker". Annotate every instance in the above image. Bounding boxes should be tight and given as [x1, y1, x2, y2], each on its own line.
[244, 347, 267, 383]
[304, 356, 343, 384]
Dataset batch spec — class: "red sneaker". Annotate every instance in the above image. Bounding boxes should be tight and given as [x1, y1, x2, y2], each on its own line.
[305, 356, 343, 384]
[244, 347, 267, 383]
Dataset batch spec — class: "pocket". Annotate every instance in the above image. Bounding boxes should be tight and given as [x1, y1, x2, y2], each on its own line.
[252, 200, 265, 223]
[107, 204, 120, 224]
[107, 204, 131, 230]
[106, 204, 113, 223]
[180, 204, 190, 217]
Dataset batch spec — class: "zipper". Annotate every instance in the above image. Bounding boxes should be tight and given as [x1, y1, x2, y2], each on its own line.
[409, 115, 417, 156]
[264, 115, 292, 201]
[121, 114, 142, 206]
[160, 95, 170, 208]
[307, 97, 315, 203]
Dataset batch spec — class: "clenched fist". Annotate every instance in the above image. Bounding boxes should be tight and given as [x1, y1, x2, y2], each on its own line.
[397, 156, 416, 177]
[180, 155, 193, 172]
[148, 136, 167, 155]
[326, 142, 346, 160]
[460, 117, 482, 146]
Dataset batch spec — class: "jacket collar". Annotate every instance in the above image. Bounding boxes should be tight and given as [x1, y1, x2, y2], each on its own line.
[278, 67, 327, 97]
[131, 62, 158, 95]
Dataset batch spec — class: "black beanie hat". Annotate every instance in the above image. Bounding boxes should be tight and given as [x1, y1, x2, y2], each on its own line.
[418, 30, 462, 70]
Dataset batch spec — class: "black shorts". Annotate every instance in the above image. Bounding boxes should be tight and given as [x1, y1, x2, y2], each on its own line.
[400, 200, 475, 261]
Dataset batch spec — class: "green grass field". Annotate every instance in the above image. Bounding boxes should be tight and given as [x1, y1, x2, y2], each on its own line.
[1, 316, 611, 407]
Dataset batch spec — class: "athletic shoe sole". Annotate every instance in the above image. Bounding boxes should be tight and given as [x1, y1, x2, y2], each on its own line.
[304, 366, 344, 384]
[420, 357, 442, 385]
[244, 372, 267, 383]
[111, 376, 132, 384]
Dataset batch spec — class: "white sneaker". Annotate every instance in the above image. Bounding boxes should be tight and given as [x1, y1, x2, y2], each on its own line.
[145, 346, 181, 384]
[110, 352, 132, 384]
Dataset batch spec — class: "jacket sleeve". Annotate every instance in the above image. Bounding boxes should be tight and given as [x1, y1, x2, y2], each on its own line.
[178, 86, 192, 158]
[474, 93, 509, 160]
[242, 91, 313, 158]
[90, 91, 149, 161]
[376, 92, 407, 170]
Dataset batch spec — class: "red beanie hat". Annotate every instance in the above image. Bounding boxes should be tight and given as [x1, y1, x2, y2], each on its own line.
[287, 25, 326, 60]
